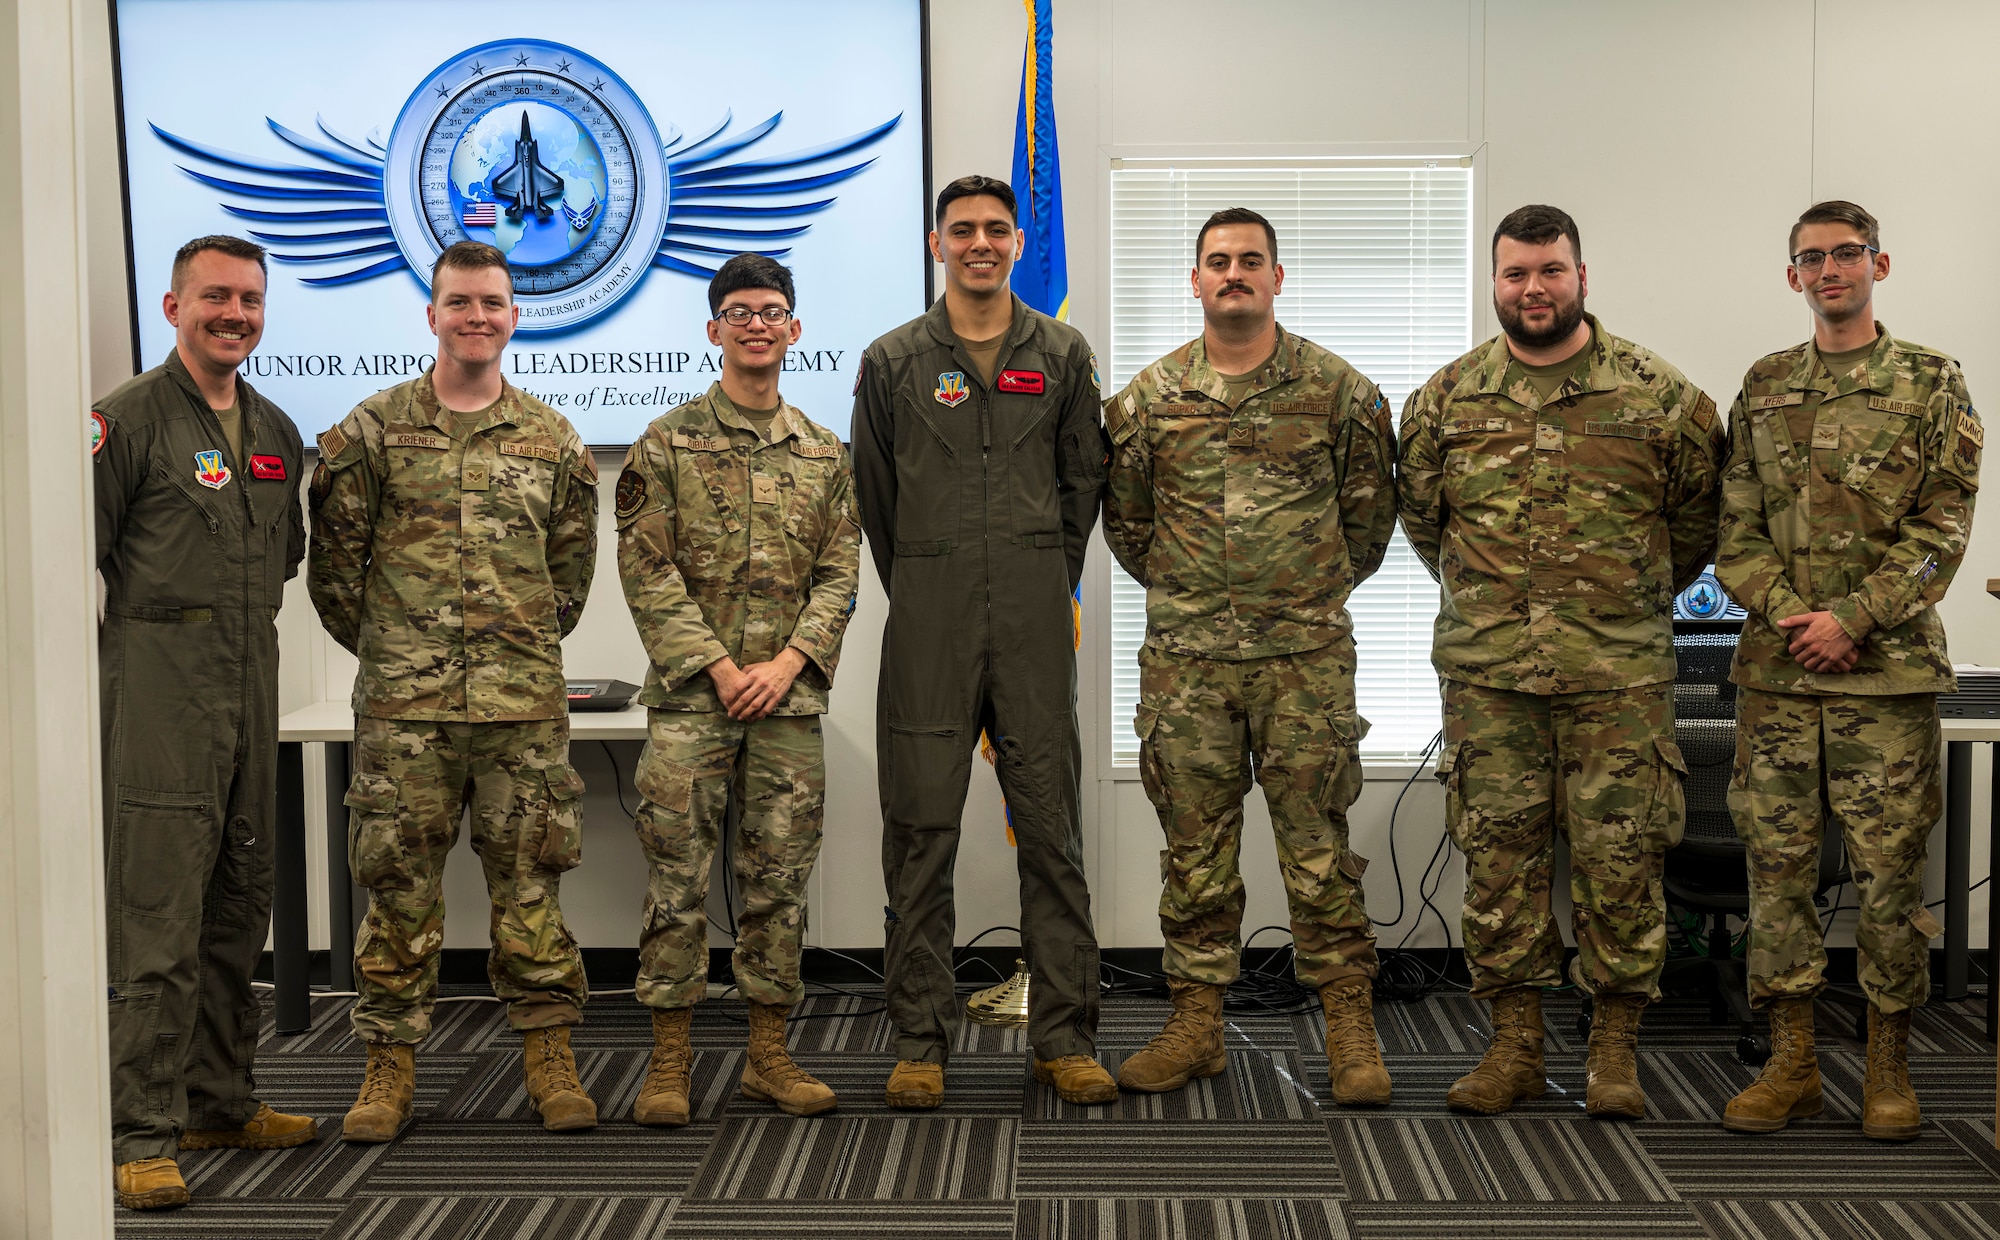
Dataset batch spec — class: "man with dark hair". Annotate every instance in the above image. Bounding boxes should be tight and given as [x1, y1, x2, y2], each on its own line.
[311, 240, 602, 1142]
[852, 174, 1115, 1108]
[94, 235, 314, 1210]
[614, 253, 860, 1124]
[1399, 204, 1725, 1121]
[1104, 209, 1398, 1104]
[1716, 202, 1979, 1140]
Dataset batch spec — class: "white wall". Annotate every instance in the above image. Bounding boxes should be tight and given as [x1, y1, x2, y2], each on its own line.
[80, 0, 1996, 959]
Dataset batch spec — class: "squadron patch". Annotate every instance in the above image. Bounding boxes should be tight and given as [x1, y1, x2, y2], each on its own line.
[193, 449, 232, 490]
[89, 409, 108, 457]
[308, 460, 330, 510]
[250, 454, 287, 480]
[934, 371, 969, 408]
[997, 369, 1045, 395]
[1955, 408, 1983, 467]
[614, 467, 648, 519]
[852, 357, 866, 397]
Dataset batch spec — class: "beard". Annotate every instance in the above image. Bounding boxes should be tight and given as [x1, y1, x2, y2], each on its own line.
[1495, 290, 1586, 350]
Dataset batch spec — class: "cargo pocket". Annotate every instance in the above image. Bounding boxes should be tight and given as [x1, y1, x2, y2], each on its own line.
[792, 759, 828, 832]
[537, 762, 585, 872]
[1874, 720, 1942, 858]
[1435, 739, 1468, 851]
[635, 754, 695, 815]
[1645, 737, 1689, 852]
[1134, 701, 1168, 812]
[344, 772, 408, 891]
[1321, 715, 1369, 814]
[114, 788, 216, 915]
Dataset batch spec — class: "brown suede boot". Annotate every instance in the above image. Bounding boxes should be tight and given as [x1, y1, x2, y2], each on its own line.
[1032, 1054, 1118, 1104]
[1861, 1005, 1921, 1141]
[1722, 997, 1822, 1133]
[523, 1026, 598, 1132]
[740, 1003, 837, 1116]
[113, 1157, 189, 1210]
[631, 1007, 694, 1127]
[1584, 993, 1648, 1120]
[885, 1060, 944, 1109]
[1446, 988, 1546, 1115]
[181, 1102, 320, 1150]
[1116, 979, 1226, 1093]
[341, 1043, 415, 1144]
[1322, 980, 1392, 1106]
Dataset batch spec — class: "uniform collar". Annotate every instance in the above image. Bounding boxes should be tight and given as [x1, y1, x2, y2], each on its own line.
[1172, 324, 1300, 403]
[922, 291, 1036, 356]
[163, 347, 266, 448]
[707, 383, 803, 446]
[1793, 321, 1896, 397]
[408, 371, 521, 440]
[1470, 313, 1622, 407]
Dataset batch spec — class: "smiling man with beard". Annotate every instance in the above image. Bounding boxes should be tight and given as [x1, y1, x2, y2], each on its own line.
[1398, 204, 1725, 1121]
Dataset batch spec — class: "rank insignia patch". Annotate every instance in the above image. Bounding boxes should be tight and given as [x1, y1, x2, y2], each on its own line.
[193, 449, 232, 490]
[89, 410, 108, 457]
[997, 369, 1045, 394]
[934, 371, 969, 407]
[250, 454, 287, 480]
[614, 467, 648, 519]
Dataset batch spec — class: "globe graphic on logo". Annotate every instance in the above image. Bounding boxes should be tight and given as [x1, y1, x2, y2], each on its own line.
[448, 100, 609, 268]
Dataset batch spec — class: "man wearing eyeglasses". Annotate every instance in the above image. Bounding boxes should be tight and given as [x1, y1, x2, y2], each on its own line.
[1716, 201, 1980, 1141]
[614, 253, 861, 1124]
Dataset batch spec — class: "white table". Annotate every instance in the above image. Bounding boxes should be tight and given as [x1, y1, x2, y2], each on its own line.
[271, 701, 648, 1033]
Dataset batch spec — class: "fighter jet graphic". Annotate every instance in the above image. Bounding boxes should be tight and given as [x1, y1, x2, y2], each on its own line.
[489, 112, 564, 222]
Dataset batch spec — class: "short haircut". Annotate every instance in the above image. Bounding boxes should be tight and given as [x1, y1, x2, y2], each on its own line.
[707, 253, 797, 315]
[171, 235, 267, 292]
[934, 174, 1017, 226]
[431, 240, 512, 294]
[1195, 207, 1278, 264]
[1790, 200, 1880, 256]
[1492, 204, 1582, 267]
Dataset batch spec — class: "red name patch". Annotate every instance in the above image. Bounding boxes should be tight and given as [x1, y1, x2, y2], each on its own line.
[250, 455, 287, 480]
[997, 369, 1045, 395]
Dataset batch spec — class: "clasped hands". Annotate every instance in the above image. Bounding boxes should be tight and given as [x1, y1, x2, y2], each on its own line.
[1777, 611, 1859, 674]
[706, 648, 808, 721]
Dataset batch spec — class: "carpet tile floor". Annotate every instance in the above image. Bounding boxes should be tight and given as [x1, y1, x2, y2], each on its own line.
[112, 987, 1999, 1239]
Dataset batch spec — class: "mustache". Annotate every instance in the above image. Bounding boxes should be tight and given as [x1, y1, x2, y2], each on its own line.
[1218, 283, 1253, 296]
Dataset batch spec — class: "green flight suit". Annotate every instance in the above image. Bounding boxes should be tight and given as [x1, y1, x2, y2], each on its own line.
[851, 294, 1108, 1065]
[93, 349, 306, 1163]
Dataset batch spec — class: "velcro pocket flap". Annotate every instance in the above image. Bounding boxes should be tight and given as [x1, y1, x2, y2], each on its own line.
[1434, 738, 1462, 784]
[546, 762, 584, 801]
[1654, 737, 1688, 776]
[343, 772, 398, 814]
[635, 757, 694, 815]
[895, 540, 955, 557]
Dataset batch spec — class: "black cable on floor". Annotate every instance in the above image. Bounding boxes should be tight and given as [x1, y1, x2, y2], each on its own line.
[1370, 730, 1445, 932]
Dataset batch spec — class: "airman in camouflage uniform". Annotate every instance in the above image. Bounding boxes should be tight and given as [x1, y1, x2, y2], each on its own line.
[1717, 202, 1979, 1141]
[1399, 206, 1723, 1120]
[616, 255, 860, 1125]
[1103, 208, 1397, 1105]
[309, 243, 599, 1141]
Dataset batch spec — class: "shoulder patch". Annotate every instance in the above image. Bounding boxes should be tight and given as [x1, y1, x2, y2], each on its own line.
[575, 450, 599, 484]
[317, 425, 349, 459]
[614, 467, 648, 519]
[1868, 395, 1925, 416]
[852, 356, 866, 397]
[89, 409, 108, 457]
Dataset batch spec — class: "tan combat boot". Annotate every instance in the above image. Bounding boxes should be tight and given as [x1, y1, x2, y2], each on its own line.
[113, 1157, 189, 1210]
[1446, 988, 1546, 1115]
[1116, 979, 1226, 1093]
[181, 1102, 320, 1150]
[1861, 1005, 1921, 1141]
[523, 1026, 598, 1132]
[1584, 992, 1648, 1119]
[1323, 980, 1392, 1106]
[341, 1043, 415, 1144]
[885, 1060, 944, 1109]
[631, 1007, 694, 1126]
[1722, 996, 1821, 1133]
[740, 1003, 837, 1116]
[1032, 1054, 1118, 1104]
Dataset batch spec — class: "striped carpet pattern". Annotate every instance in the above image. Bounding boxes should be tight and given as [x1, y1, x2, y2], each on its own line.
[113, 987, 1998, 1239]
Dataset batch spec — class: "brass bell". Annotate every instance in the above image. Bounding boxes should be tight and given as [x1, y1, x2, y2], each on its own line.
[964, 958, 1031, 1026]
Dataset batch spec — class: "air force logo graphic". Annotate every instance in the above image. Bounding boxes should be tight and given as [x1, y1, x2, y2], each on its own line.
[934, 371, 969, 408]
[152, 39, 900, 333]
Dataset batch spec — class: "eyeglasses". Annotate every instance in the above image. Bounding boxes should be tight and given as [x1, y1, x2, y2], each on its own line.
[1790, 243, 1877, 273]
[714, 306, 793, 326]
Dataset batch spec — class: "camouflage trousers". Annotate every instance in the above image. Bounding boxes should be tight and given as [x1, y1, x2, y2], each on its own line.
[1439, 679, 1686, 1000]
[346, 716, 589, 1044]
[1134, 642, 1377, 988]
[1730, 688, 1941, 1014]
[633, 709, 825, 1010]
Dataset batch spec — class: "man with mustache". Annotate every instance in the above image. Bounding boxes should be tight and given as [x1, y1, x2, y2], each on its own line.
[94, 235, 315, 1210]
[1398, 204, 1724, 1120]
[1103, 208, 1398, 1104]
[1716, 201, 1979, 1140]
[310, 240, 601, 1142]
